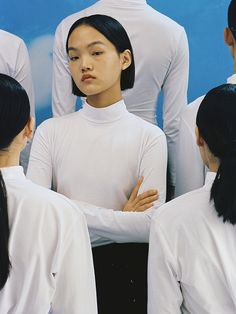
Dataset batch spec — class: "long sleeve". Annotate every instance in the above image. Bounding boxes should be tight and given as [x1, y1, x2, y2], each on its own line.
[138, 131, 167, 207]
[162, 29, 189, 185]
[15, 39, 35, 117]
[52, 212, 97, 314]
[175, 97, 205, 197]
[27, 122, 53, 188]
[52, 22, 77, 117]
[148, 220, 183, 314]
[27, 110, 167, 246]
[27, 124, 154, 244]
[73, 200, 155, 244]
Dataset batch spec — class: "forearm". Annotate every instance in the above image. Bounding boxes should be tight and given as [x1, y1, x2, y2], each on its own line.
[73, 200, 155, 244]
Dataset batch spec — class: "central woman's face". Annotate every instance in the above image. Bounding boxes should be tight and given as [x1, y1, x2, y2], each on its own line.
[67, 24, 125, 104]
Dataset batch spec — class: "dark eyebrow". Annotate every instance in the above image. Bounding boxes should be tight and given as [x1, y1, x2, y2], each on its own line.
[68, 41, 106, 52]
[88, 41, 106, 48]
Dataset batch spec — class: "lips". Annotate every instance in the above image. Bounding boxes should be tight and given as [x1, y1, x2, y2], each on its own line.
[81, 74, 96, 82]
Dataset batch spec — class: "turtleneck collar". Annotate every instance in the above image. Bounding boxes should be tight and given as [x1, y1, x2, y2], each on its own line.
[204, 171, 216, 190]
[0, 166, 25, 181]
[227, 73, 236, 84]
[80, 99, 128, 123]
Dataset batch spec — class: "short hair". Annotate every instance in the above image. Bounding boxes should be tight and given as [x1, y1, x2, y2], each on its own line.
[66, 14, 135, 97]
[196, 84, 236, 224]
[228, 0, 236, 40]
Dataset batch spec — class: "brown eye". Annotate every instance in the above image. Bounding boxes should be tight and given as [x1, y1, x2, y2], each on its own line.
[69, 56, 79, 61]
[92, 51, 103, 56]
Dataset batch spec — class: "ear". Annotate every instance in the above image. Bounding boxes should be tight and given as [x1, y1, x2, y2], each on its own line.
[120, 49, 132, 71]
[224, 27, 234, 46]
[23, 117, 35, 140]
[195, 127, 204, 147]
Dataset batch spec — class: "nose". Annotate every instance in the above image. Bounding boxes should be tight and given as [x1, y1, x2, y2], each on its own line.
[81, 56, 93, 72]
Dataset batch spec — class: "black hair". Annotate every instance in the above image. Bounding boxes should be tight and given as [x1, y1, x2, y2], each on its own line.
[228, 0, 236, 40]
[66, 14, 135, 97]
[196, 83, 236, 225]
[0, 73, 30, 289]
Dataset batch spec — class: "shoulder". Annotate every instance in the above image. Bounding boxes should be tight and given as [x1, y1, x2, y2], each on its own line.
[0, 30, 24, 49]
[180, 95, 205, 129]
[127, 112, 166, 139]
[186, 95, 205, 114]
[37, 111, 80, 133]
[57, 11, 84, 31]
[144, 6, 186, 39]
[0, 29, 21, 42]
[152, 186, 210, 231]
[147, 7, 184, 28]
[55, 3, 98, 36]
[17, 178, 84, 223]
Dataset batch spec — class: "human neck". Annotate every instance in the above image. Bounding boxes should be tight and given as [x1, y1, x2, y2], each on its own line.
[207, 160, 219, 173]
[205, 150, 220, 173]
[0, 152, 20, 168]
[0, 143, 22, 168]
[86, 91, 123, 108]
[201, 142, 220, 173]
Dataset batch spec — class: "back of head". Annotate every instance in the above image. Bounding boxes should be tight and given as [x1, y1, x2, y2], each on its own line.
[196, 84, 236, 224]
[0, 73, 30, 150]
[66, 14, 135, 97]
[0, 73, 30, 290]
[228, 0, 236, 40]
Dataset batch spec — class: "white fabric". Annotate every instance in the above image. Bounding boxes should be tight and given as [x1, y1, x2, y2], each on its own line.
[175, 73, 236, 197]
[148, 172, 236, 314]
[0, 166, 97, 314]
[175, 95, 205, 197]
[0, 30, 35, 116]
[0, 30, 35, 172]
[52, 0, 189, 184]
[227, 73, 236, 84]
[27, 99, 167, 246]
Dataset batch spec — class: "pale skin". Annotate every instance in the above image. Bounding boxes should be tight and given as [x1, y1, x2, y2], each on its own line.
[67, 25, 158, 211]
[68, 24, 130, 108]
[195, 127, 219, 173]
[0, 117, 34, 168]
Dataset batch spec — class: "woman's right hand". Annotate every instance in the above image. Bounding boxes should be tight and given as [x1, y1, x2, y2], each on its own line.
[123, 176, 158, 212]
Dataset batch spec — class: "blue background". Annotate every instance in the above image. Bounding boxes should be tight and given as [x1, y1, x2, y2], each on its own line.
[1, 0, 232, 125]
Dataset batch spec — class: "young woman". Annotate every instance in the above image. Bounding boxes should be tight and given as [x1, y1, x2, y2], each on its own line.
[0, 74, 97, 314]
[148, 84, 236, 314]
[27, 15, 167, 313]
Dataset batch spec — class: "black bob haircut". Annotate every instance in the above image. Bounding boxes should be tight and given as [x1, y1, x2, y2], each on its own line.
[66, 14, 135, 97]
[228, 0, 236, 40]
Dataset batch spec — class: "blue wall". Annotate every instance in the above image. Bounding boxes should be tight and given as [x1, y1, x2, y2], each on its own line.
[1, 0, 232, 125]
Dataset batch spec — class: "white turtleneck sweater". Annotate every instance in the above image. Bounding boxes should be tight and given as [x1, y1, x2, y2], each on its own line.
[27, 100, 167, 246]
[52, 0, 189, 185]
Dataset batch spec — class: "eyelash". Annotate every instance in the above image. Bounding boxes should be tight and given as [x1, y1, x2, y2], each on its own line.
[69, 51, 103, 61]
[92, 51, 103, 56]
[69, 56, 79, 61]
